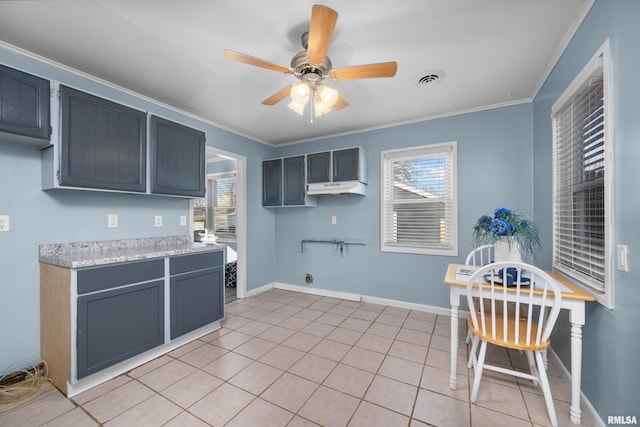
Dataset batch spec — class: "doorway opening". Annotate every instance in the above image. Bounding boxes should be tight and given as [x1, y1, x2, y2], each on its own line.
[191, 147, 246, 303]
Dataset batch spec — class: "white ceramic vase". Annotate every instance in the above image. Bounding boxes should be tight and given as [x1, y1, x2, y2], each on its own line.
[494, 237, 522, 263]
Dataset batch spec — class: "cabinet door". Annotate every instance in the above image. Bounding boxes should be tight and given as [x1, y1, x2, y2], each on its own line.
[170, 266, 224, 339]
[333, 147, 360, 181]
[283, 156, 306, 205]
[150, 115, 206, 197]
[306, 151, 331, 183]
[262, 158, 282, 206]
[59, 86, 147, 191]
[0, 64, 50, 144]
[76, 280, 164, 379]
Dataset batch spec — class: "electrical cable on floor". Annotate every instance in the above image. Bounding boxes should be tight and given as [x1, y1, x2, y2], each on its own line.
[0, 360, 54, 410]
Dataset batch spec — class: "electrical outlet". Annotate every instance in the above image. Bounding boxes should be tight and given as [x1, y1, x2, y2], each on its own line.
[107, 214, 118, 228]
[0, 215, 10, 232]
[155, 216, 163, 227]
[180, 215, 187, 226]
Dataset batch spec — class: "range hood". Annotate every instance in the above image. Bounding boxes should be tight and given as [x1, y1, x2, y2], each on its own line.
[306, 180, 366, 196]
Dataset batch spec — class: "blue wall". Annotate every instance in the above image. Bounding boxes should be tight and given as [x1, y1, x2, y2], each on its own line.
[273, 104, 535, 307]
[533, 0, 640, 421]
[0, 46, 276, 374]
[2, 2, 636, 422]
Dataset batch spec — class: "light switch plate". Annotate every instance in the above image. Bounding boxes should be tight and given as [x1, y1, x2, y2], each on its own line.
[0, 215, 9, 232]
[180, 215, 187, 226]
[617, 245, 629, 272]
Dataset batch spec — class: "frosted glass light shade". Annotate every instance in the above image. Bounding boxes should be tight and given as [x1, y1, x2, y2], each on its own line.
[290, 83, 310, 105]
[313, 96, 331, 117]
[317, 84, 339, 108]
[288, 100, 305, 115]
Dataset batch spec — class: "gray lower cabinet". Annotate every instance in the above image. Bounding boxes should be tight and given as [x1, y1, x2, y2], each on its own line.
[0, 64, 51, 147]
[170, 252, 224, 339]
[149, 115, 206, 197]
[40, 248, 225, 396]
[75, 259, 165, 379]
[59, 85, 147, 192]
[76, 280, 164, 379]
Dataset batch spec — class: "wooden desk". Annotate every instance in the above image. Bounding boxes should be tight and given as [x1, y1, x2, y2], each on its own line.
[444, 263, 595, 425]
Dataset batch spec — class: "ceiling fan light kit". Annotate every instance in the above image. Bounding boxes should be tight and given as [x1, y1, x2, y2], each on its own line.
[223, 4, 397, 120]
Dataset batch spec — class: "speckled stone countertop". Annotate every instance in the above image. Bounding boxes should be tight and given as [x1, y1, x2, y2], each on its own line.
[39, 236, 226, 269]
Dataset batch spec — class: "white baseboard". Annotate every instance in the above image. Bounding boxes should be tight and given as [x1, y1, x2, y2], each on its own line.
[547, 348, 605, 427]
[273, 282, 361, 302]
[243, 282, 274, 298]
[361, 294, 454, 316]
[244, 281, 462, 317]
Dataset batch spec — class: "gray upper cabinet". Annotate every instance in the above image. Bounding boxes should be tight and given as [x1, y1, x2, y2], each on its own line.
[262, 158, 282, 206]
[149, 115, 205, 197]
[283, 156, 307, 205]
[59, 85, 147, 192]
[306, 151, 331, 183]
[263, 156, 316, 207]
[333, 147, 362, 182]
[0, 64, 50, 147]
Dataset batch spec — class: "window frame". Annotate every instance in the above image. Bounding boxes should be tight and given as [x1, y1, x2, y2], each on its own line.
[551, 39, 613, 308]
[206, 171, 237, 242]
[380, 141, 458, 256]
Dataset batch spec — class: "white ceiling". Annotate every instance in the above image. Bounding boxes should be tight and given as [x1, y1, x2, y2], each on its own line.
[0, 0, 592, 146]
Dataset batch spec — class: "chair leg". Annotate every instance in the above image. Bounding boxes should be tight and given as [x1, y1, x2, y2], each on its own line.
[525, 351, 539, 386]
[535, 350, 558, 427]
[467, 335, 479, 369]
[470, 340, 488, 402]
[465, 328, 472, 344]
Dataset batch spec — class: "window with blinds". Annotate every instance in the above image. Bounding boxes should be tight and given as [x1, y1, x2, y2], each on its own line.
[381, 142, 457, 256]
[551, 40, 612, 308]
[206, 173, 237, 239]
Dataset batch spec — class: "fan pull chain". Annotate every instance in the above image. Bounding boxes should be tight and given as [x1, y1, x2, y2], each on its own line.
[310, 89, 315, 124]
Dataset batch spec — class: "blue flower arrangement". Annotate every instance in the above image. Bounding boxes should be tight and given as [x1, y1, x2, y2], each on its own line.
[472, 207, 541, 259]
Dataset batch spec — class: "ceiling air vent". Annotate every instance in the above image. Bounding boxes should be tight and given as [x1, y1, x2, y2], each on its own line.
[414, 70, 444, 87]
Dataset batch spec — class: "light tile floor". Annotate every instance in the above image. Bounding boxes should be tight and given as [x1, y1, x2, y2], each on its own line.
[0, 288, 598, 427]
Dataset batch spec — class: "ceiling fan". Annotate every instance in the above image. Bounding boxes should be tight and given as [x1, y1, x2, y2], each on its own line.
[223, 4, 397, 118]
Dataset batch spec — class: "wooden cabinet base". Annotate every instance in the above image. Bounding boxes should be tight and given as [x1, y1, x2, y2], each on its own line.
[40, 264, 72, 395]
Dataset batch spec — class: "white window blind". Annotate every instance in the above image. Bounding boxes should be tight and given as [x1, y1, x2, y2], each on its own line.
[381, 142, 457, 256]
[206, 173, 236, 239]
[552, 41, 611, 307]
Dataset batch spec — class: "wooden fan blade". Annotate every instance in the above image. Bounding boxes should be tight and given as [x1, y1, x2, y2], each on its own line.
[223, 50, 292, 74]
[262, 86, 293, 105]
[329, 62, 398, 80]
[306, 5, 338, 65]
[333, 95, 349, 110]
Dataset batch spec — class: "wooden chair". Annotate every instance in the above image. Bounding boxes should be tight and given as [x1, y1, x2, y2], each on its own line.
[466, 261, 562, 427]
[464, 245, 495, 345]
[464, 244, 495, 266]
